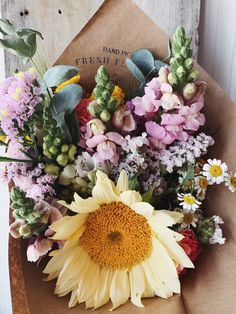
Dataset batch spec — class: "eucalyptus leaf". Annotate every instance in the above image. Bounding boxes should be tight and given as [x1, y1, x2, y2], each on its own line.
[154, 59, 167, 72]
[65, 111, 80, 143]
[53, 112, 72, 143]
[130, 49, 155, 76]
[43, 65, 80, 88]
[126, 58, 146, 83]
[0, 19, 16, 35]
[50, 84, 82, 116]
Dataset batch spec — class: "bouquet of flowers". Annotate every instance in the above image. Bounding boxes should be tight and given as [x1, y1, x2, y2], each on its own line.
[0, 17, 235, 311]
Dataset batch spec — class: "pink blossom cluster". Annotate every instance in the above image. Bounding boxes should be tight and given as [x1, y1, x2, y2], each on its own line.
[0, 70, 42, 139]
[131, 67, 206, 149]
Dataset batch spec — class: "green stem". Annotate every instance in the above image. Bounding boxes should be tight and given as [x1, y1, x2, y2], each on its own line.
[0, 140, 7, 147]
[0, 156, 34, 163]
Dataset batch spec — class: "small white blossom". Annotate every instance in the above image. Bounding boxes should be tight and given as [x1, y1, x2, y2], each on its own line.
[202, 159, 228, 184]
[178, 193, 201, 212]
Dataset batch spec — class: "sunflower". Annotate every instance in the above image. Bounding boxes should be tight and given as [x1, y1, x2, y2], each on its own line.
[44, 170, 194, 310]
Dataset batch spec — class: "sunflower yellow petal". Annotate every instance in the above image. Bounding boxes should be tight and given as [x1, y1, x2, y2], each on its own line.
[93, 268, 114, 309]
[68, 287, 78, 308]
[129, 265, 145, 307]
[116, 170, 129, 194]
[141, 259, 172, 299]
[110, 270, 130, 310]
[154, 225, 194, 268]
[153, 210, 183, 226]
[92, 170, 119, 203]
[50, 214, 88, 240]
[131, 202, 154, 216]
[151, 238, 180, 293]
[58, 194, 100, 213]
[120, 190, 142, 206]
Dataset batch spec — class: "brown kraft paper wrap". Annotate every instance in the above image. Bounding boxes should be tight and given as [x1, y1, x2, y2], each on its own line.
[9, 0, 236, 313]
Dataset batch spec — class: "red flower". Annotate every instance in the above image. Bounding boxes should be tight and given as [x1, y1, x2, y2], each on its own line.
[178, 229, 202, 275]
[76, 99, 92, 126]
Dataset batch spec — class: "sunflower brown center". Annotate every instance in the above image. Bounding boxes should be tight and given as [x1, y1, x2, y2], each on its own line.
[79, 202, 152, 270]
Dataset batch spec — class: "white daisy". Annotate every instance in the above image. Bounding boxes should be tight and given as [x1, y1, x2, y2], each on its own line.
[209, 215, 225, 245]
[202, 159, 228, 185]
[179, 211, 199, 229]
[178, 193, 201, 212]
[225, 172, 236, 192]
[194, 176, 209, 200]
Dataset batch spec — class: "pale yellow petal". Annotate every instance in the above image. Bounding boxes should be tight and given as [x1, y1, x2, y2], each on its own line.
[116, 170, 129, 194]
[129, 265, 145, 307]
[50, 214, 88, 240]
[141, 260, 172, 299]
[153, 210, 183, 226]
[131, 202, 154, 216]
[110, 270, 130, 310]
[151, 238, 180, 293]
[148, 218, 184, 242]
[120, 190, 142, 206]
[92, 170, 119, 203]
[93, 268, 114, 309]
[154, 225, 194, 268]
[68, 287, 78, 308]
[58, 193, 100, 214]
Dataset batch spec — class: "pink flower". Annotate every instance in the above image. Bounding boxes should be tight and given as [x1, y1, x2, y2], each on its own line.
[161, 114, 189, 142]
[145, 121, 175, 149]
[132, 78, 162, 116]
[112, 107, 136, 132]
[27, 238, 52, 262]
[179, 102, 205, 131]
[160, 83, 184, 111]
[86, 132, 126, 162]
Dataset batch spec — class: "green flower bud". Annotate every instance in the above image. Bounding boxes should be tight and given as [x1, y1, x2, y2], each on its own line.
[53, 137, 62, 147]
[11, 187, 23, 199]
[100, 109, 111, 122]
[196, 218, 215, 244]
[43, 149, 53, 159]
[68, 145, 77, 162]
[61, 144, 69, 154]
[105, 82, 114, 91]
[107, 97, 117, 112]
[182, 83, 197, 100]
[167, 72, 178, 85]
[188, 70, 199, 81]
[44, 163, 60, 175]
[19, 224, 32, 237]
[57, 154, 68, 167]
[27, 211, 41, 224]
[180, 46, 189, 59]
[96, 97, 105, 106]
[49, 146, 59, 156]
[184, 58, 193, 71]
[88, 101, 103, 116]
[176, 66, 186, 79]
[74, 177, 88, 188]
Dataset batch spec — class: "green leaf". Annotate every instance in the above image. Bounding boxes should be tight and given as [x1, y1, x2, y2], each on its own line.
[128, 174, 140, 191]
[65, 111, 80, 143]
[16, 28, 43, 39]
[130, 49, 155, 77]
[0, 19, 16, 35]
[43, 65, 80, 88]
[182, 164, 195, 187]
[0, 156, 33, 163]
[142, 185, 156, 203]
[154, 60, 167, 72]
[0, 37, 34, 58]
[126, 58, 146, 83]
[54, 112, 72, 143]
[50, 84, 82, 116]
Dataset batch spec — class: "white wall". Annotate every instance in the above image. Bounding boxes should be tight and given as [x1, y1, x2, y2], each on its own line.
[198, 0, 236, 102]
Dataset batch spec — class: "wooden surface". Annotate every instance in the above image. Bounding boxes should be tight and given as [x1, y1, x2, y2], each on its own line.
[0, 0, 200, 77]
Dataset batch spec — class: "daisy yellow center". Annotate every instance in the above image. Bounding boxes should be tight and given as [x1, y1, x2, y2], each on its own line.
[183, 213, 194, 224]
[230, 176, 236, 187]
[209, 165, 223, 177]
[199, 177, 208, 189]
[183, 195, 195, 205]
[80, 202, 152, 270]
